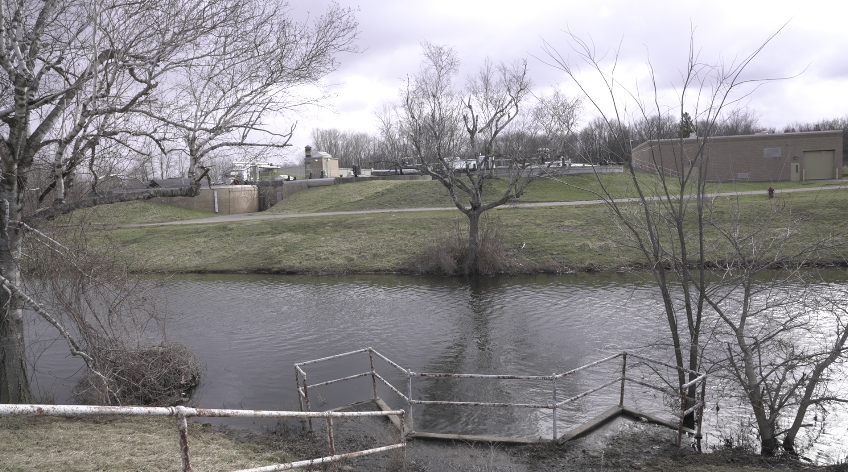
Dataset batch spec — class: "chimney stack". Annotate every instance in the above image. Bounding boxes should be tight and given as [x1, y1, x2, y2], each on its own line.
[305, 145, 312, 158]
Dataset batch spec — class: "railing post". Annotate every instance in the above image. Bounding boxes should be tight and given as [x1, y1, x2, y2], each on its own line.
[295, 367, 303, 412]
[327, 417, 335, 455]
[369, 349, 378, 400]
[619, 352, 627, 407]
[407, 371, 414, 434]
[303, 375, 313, 432]
[296, 367, 307, 432]
[175, 406, 192, 472]
[677, 383, 686, 446]
[551, 374, 558, 440]
[695, 377, 706, 452]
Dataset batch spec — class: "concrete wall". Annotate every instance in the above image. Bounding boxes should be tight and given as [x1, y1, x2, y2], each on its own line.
[169, 186, 259, 215]
[632, 130, 843, 182]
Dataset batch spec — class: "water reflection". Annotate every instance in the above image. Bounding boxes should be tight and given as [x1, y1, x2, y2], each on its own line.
[23, 271, 847, 461]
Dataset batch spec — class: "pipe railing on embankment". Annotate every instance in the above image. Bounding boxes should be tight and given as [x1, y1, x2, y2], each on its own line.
[295, 348, 706, 446]
[0, 403, 405, 472]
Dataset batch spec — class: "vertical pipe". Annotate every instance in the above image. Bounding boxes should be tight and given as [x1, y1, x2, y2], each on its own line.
[303, 376, 313, 431]
[369, 350, 378, 400]
[176, 408, 192, 472]
[619, 352, 627, 407]
[295, 367, 303, 412]
[551, 374, 558, 440]
[326, 417, 335, 456]
[677, 384, 686, 446]
[407, 372, 414, 434]
[695, 378, 707, 452]
[295, 367, 306, 432]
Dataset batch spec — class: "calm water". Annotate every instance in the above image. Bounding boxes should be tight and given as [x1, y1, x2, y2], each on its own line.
[25, 272, 847, 463]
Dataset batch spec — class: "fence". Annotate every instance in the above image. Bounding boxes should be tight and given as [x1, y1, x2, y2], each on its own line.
[0, 403, 405, 472]
[295, 348, 706, 446]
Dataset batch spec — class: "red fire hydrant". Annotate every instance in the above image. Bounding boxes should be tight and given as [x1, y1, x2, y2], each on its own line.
[767, 187, 774, 199]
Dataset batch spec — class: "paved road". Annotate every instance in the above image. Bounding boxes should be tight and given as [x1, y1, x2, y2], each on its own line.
[124, 184, 846, 227]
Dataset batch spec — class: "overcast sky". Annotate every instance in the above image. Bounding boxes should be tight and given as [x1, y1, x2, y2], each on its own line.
[274, 0, 847, 162]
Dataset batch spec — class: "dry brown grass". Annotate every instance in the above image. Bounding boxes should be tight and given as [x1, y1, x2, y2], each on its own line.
[0, 416, 292, 471]
[414, 218, 520, 275]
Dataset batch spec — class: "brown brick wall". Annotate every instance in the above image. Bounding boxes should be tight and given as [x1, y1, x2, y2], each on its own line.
[632, 130, 843, 182]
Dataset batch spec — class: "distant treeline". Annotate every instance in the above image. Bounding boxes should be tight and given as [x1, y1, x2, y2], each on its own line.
[311, 109, 848, 168]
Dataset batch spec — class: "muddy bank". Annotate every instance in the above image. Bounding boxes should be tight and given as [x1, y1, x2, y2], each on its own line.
[213, 401, 845, 471]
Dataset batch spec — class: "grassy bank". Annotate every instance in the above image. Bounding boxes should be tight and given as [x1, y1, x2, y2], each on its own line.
[77, 184, 848, 274]
[265, 174, 846, 214]
[57, 200, 218, 225]
[0, 416, 294, 471]
[59, 173, 847, 226]
[2, 415, 843, 471]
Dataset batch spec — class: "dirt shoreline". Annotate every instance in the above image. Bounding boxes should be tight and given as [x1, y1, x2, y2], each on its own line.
[212, 400, 845, 471]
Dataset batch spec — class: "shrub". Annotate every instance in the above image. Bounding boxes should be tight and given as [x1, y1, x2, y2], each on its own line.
[74, 342, 201, 406]
[416, 218, 513, 275]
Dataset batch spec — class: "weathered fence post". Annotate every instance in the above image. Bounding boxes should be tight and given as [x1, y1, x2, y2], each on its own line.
[551, 374, 558, 440]
[619, 352, 627, 407]
[677, 383, 686, 446]
[327, 417, 335, 455]
[175, 406, 192, 472]
[369, 349, 378, 400]
[407, 371, 414, 434]
[303, 374, 313, 431]
[695, 378, 707, 451]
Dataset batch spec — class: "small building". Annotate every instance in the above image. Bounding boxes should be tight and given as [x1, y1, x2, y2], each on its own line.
[303, 145, 340, 179]
[631, 130, 843, 182]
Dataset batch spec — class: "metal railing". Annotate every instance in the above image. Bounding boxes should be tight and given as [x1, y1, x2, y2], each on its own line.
[0, 403, 405, 472]
[295, 348, 706, 446]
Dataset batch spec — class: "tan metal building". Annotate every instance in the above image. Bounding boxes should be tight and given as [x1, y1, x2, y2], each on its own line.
[303, 145, 340, 179]
[631, 130, 843, 182]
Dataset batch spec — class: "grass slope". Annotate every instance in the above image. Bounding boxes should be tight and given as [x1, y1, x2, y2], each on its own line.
[88, 186, 848, 274]
[0, 416, 291, 472]
[57, 200, 217, 225]
[267, 173, 846, 215]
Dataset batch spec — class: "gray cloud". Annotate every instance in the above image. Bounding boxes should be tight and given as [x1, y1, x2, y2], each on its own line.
[276, 0, 847, 158]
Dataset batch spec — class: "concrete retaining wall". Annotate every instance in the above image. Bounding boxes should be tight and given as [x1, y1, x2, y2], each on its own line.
[169, 186, 259, 215]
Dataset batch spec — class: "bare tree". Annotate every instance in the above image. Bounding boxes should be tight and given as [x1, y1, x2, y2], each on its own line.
[577, 116, 631, 164]
[542, 28, 848, 455]
[531, 89, 581, 161]
[385, 43, 576, 274]
[0, 0, 358, 403]
[697, 107, 769, 137]
[311, 128, 379, 168]
[784, 115, 848, 165]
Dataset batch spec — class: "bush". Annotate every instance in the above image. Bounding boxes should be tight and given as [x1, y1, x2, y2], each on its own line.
[74, 342, 202, 406]
[416, 218, 514, 275]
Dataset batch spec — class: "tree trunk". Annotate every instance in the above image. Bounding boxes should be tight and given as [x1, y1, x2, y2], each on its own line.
[0, 189, 32, 404]
[742, 346, 777, 455]
[0, 308, 32, 404]
[466, 210, 480, 275]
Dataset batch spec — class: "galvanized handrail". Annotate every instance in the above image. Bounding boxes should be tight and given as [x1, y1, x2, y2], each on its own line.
[295, 347, 707, 446]
[0, 403, 405, 472]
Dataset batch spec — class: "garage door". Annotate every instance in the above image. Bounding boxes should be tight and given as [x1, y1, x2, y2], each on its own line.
[804, 150, 835, 180]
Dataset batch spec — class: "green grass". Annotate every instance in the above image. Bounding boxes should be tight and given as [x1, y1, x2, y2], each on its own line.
[56, 200, 217, 225]
[56, 173, 846, 227]
[267, 173, 848, 215]
[0, 416, 292, 472]
[83, 186, 848, 274]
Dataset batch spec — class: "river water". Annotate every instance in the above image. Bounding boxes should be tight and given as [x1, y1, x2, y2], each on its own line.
[24, 272, 847, 464]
